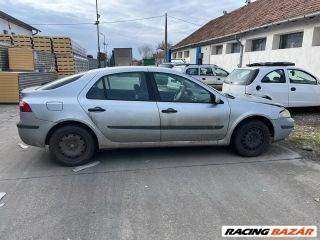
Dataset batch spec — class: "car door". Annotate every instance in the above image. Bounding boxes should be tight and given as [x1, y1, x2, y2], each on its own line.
[152, 72, 230, 142]
[199, 67, 216, 85]
[213, 67, 229, 90]
[288, 69, 320, 107]
[185, 67, 200, 81]
[79, 72, 160, 142]
[247, 69, 289, 107]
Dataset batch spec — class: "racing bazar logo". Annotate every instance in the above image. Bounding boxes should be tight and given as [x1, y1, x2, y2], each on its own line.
[222, 226, 317, 237]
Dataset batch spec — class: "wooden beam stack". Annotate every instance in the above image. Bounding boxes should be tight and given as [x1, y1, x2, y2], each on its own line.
[0, 35, 12, 45]
[12, 35, 32, 48]
[32, 36, 52, 52]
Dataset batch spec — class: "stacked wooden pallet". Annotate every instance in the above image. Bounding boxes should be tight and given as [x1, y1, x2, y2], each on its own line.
[8, 48, 34, 71]
[0, 72, 58, 103]
[32, 36, 52, 52]
[52, 37, 72, 54]
[12, 35, 32, 48]
[0, 35, 12, 45]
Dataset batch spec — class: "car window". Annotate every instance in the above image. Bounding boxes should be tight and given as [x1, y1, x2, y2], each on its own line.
[200, 67, 213, 76]
[186, 68, 199, 76]
[38, 73, 85, 90]
[224, 69, 259, 85]
[86, 72, 150, 101]
[261, 70, 286, 83]
[288, 69, 317, 85]
[153, 73, 212, 103]
[214, 67, 229, 77]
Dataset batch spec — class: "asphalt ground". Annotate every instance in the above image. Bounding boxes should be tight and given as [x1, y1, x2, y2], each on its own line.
[0, 104, 319, 240]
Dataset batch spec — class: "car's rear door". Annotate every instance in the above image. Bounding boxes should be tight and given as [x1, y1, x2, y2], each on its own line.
[152, 72, 230, 142]
[287, 69, 320, 107]
[78, 71, 160, 142]
[199, 67, 216, 85]
[246, 69, 289, 106]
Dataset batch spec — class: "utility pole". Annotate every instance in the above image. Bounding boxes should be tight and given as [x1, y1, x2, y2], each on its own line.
[95, 0, 101, 68]
[164, 13, 168, 62]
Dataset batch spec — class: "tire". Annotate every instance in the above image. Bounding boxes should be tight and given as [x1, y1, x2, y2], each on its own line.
[232, 120, 271, 157]
[49, 125, 96, 166]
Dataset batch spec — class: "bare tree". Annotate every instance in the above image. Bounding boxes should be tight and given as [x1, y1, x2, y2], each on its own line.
[156, 40, 172, 51]
[138, 45, 154, 59]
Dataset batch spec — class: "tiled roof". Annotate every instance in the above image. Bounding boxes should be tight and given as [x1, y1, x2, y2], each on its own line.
[172, 0, 320, 50]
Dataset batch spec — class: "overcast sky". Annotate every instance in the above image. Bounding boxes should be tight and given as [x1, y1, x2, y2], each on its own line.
[0, 0, 246, 58]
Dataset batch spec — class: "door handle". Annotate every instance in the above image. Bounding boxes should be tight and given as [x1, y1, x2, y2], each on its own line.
[256, 85, 261, 91]
[162, 108, 178, 114]
[88, 107, 106, 112]
[217, 78, 221, 80]
[202, 78, 206, 80]
[291, 87, 296, 91]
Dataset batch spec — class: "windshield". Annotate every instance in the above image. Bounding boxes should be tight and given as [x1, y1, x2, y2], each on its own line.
[38, 73, 85, 90]
[224, 69, 259, 85]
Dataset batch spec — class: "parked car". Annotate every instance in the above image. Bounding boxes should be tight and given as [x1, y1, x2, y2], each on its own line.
[17, 66, 294, 166]
[173, 64, 229, 90]
[222, 62, 320, 108]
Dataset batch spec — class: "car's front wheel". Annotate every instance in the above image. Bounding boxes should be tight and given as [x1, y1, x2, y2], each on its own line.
[232, 120, 271, 157]
[49, 125, 96, 166]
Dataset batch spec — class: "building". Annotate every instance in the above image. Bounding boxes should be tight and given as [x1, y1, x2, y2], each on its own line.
[171, 0, 320, 77]
[0, 11, 40, 36]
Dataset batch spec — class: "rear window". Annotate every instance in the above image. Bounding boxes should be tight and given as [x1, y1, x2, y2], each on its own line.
[224, 69, 259, 85]
[38, 73, 85, 90]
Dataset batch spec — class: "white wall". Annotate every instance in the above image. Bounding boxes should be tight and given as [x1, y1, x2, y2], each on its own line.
[0, 18, 33, 36]
[172, 17, 320, 77]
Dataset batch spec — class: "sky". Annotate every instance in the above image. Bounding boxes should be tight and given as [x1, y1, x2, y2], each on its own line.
[0, 0, 246, 58]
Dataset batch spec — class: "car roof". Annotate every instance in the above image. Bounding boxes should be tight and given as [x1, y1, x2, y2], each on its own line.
[86, 66, 184, 75]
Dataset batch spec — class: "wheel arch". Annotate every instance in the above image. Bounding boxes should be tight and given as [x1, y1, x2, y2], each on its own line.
[45, 120, 99, 147]
[231, 115, 275, 141]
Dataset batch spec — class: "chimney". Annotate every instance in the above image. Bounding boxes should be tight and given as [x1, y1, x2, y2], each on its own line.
[223, 10, 228, 15]
[246, 0, 251, 5]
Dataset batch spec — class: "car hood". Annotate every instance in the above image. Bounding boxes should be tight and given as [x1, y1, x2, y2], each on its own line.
[230, 94, 284, 107]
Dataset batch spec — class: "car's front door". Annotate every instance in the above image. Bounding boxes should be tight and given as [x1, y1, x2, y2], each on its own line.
[287, 69, 320, 107]
[79, 72, 160, 142]
[152, 72, 230, 142]
[247, 69, 289, 107]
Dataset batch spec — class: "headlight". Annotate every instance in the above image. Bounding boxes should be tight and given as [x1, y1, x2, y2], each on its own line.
[279, 109, 291, 118]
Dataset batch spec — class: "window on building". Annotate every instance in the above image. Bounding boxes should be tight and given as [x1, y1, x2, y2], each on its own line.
[312, 27, 320, 46]
[288, 69, 317, 85]
[252, 38, 266, 51]
[261, 70, 286, 83]
[212, 45, 223, 55]
[279, 32, 303, 49]
[184, 51, 190, 58]
[173, 52, 177, 59]
[3, 30, 8, 34]
[177, 52, 183, 58]
[231, 42, 241, 53]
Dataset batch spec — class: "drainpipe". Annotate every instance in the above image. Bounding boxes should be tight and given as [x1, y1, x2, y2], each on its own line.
[236, 37, 244, 68]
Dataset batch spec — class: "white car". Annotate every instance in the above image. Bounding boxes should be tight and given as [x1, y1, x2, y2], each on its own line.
[173, 64, 229, 90]
[222, 62, 320, 108]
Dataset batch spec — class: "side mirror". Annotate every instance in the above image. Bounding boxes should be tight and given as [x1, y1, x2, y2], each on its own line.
[210, 93, 223, 104]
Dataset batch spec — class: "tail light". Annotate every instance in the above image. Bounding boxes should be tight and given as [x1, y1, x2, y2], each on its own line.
[19, 101, 32, 112]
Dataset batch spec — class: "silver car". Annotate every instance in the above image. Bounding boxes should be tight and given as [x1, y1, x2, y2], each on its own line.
[173, 64, 229, 90]
[17, 66, 294, 166]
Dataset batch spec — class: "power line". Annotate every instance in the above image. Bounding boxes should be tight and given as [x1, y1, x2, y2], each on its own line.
[30, 15, 164, 26]
[167, 15, 202, 26]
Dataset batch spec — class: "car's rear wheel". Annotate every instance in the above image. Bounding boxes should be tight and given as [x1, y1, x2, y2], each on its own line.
[232, 120, 271, 157]
[49, 125, 96, 166]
